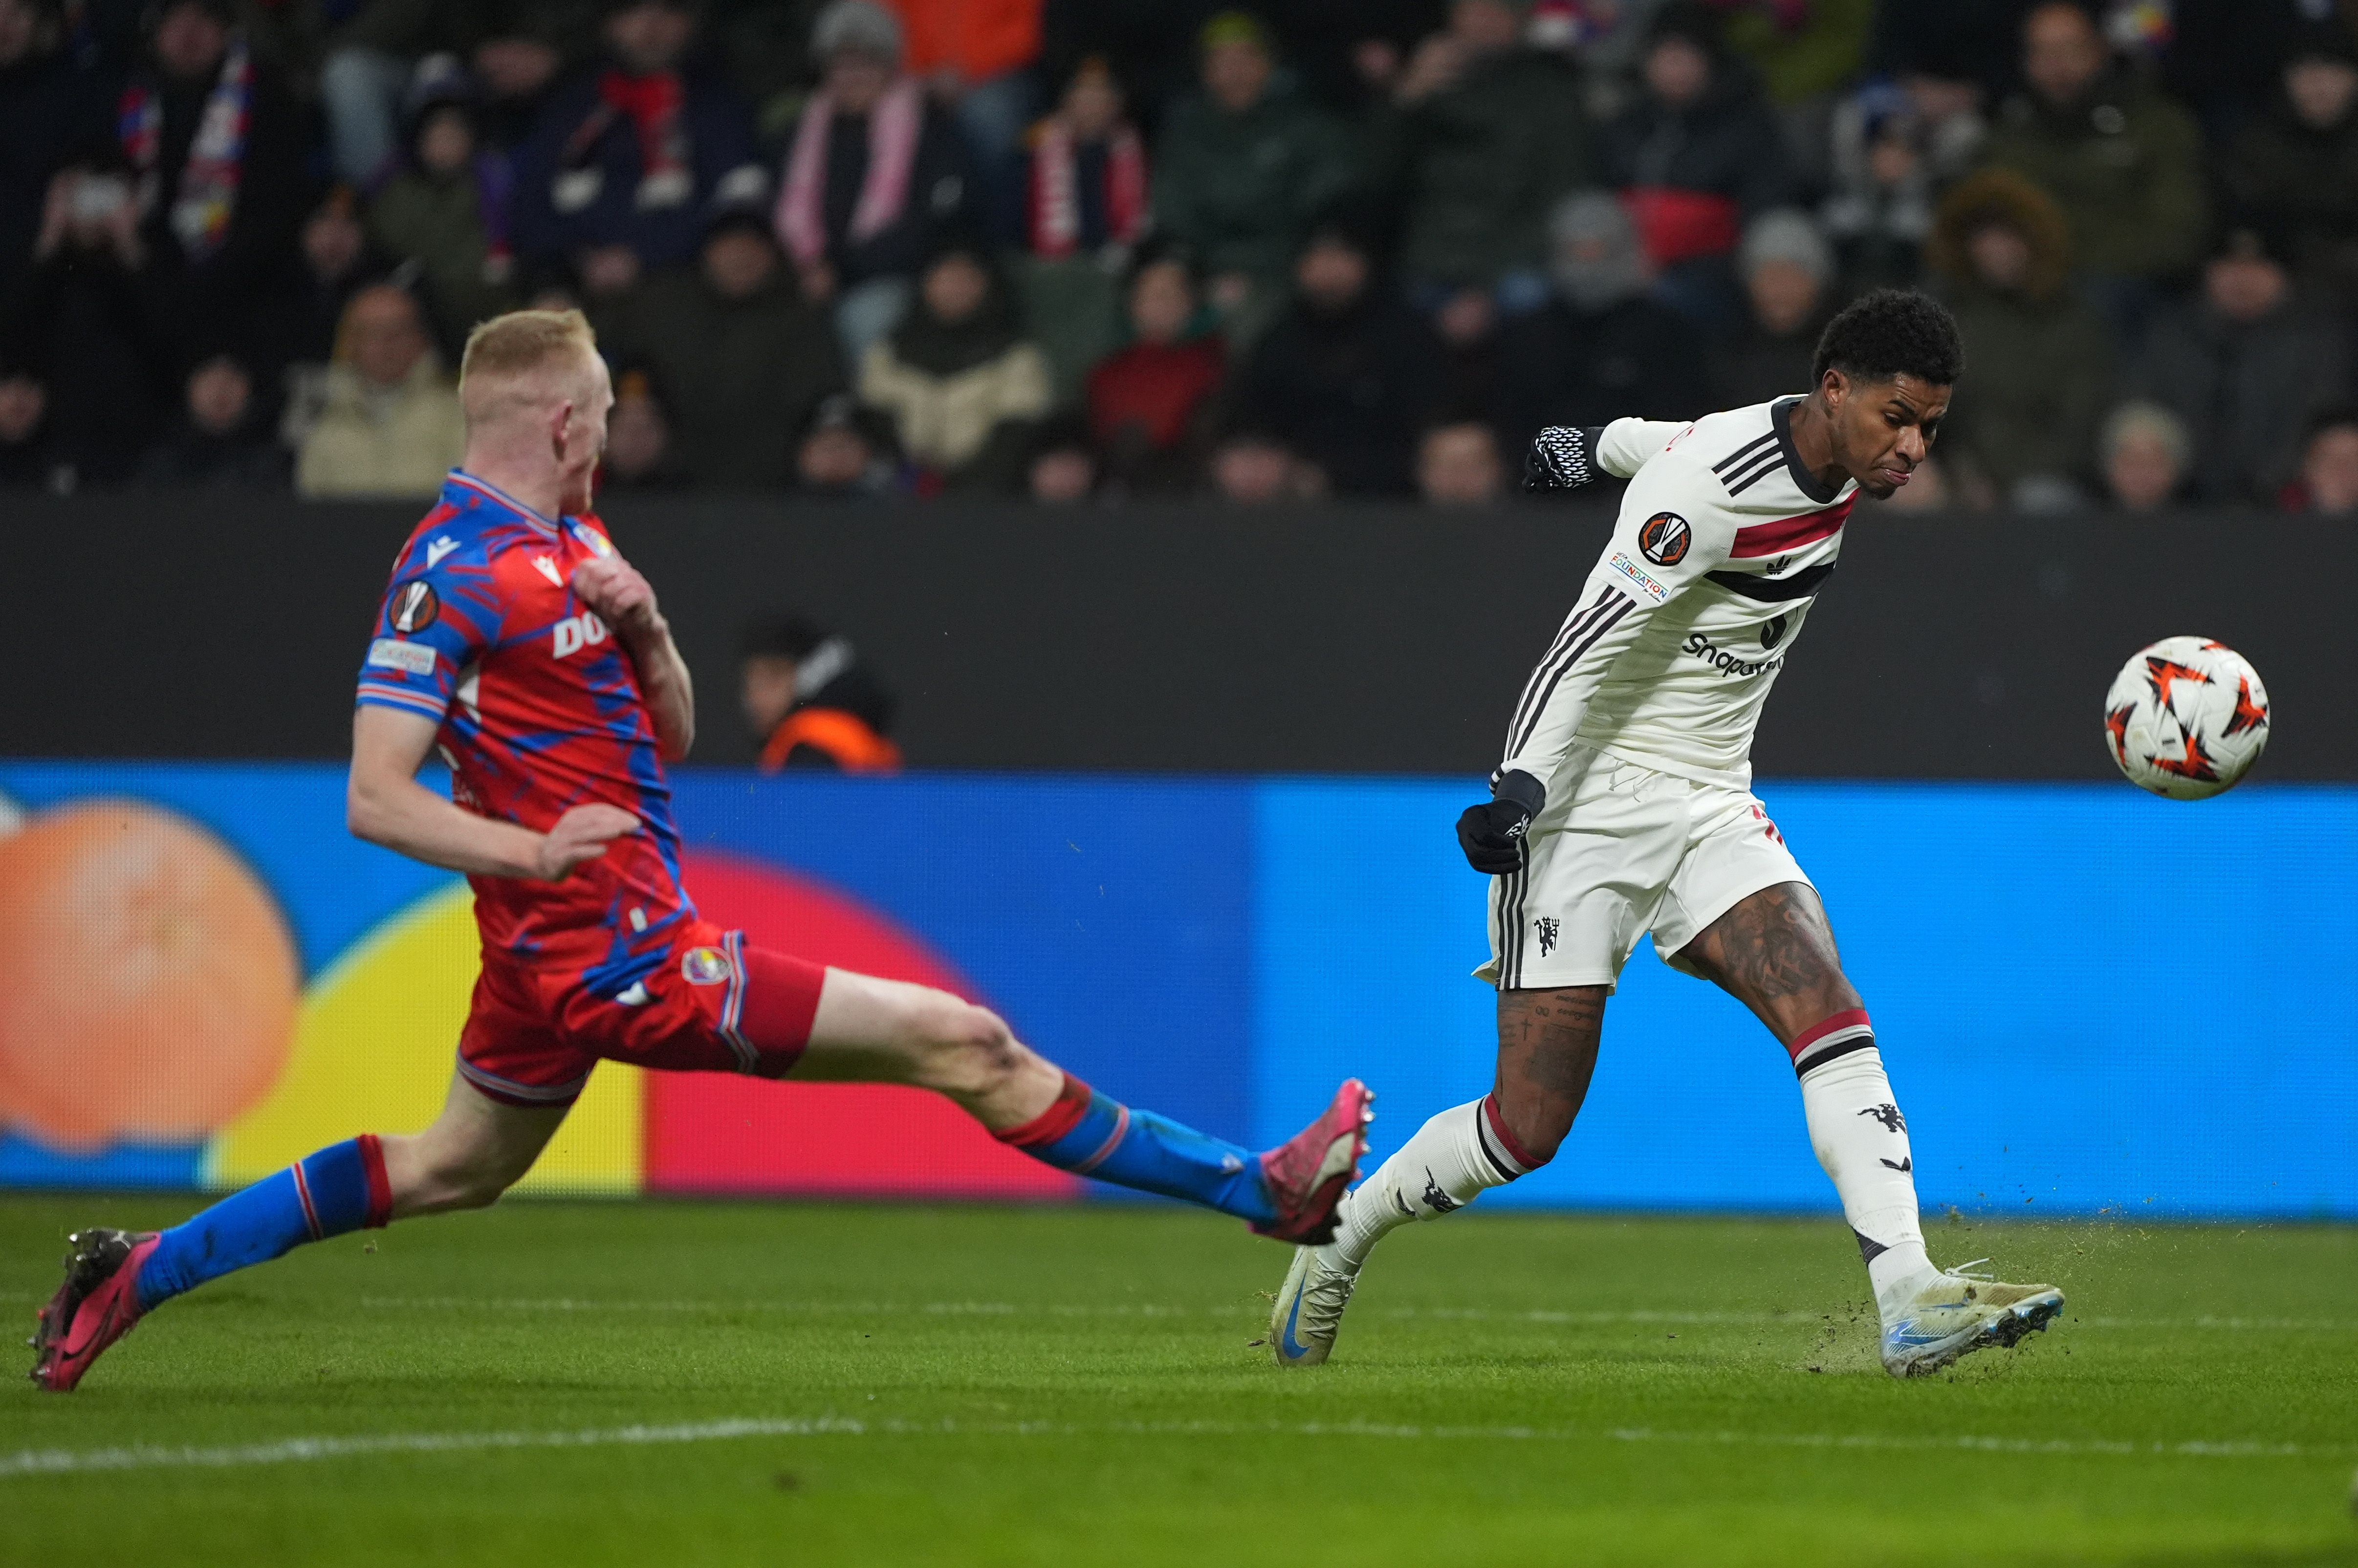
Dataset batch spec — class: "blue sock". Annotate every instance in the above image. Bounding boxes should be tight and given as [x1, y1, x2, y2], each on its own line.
[136, 1136, 391, 1312]
[997, 1075, 1274, 1224]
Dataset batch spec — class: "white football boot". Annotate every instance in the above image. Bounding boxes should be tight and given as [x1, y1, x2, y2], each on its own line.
[1269, 1243, 1359, 1367]
[1880, 1261, 2064, 1378]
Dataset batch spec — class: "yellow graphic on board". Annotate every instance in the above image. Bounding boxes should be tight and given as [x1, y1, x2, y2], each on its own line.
[206, 884, 642, 1195]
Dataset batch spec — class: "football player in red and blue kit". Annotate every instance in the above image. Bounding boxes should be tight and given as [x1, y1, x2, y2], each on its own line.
[31, 310, 1369, 1391]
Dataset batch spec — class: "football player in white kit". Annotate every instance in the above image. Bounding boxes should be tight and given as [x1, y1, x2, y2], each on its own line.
[1269, 291, 2063, 1378]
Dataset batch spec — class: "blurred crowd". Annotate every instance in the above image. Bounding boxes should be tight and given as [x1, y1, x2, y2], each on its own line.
[4, 0, 2358, 514]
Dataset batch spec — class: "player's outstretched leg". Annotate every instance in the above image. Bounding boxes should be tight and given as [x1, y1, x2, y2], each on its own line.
[30, 1075, 565, 1392]
[1271, 986, 1600, 1366]
[1676, 883, 2063, 1377]
[792, 970, 1370, 1242]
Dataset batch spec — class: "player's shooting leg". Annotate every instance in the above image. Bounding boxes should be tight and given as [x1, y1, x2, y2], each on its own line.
[794, 969, 1063, 1128]
[380, 1071, 573, 1219]
[793, 968, 1288, 1224]
[1672, 882, 1936, 1311]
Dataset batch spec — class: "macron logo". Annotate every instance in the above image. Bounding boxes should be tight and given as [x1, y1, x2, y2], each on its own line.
[424, 536, 459, 568]
[552, 610, 609, 659]
[532, 556, 565, 587]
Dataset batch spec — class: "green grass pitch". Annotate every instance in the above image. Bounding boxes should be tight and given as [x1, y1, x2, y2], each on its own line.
[1, 1197, 2353, 1566]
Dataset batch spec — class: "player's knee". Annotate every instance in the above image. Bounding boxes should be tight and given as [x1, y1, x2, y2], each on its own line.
[907, 994, 1021, 1096]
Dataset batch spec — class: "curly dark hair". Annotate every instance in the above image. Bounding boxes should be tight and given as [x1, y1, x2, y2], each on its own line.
[1810, 289, 1964, 390]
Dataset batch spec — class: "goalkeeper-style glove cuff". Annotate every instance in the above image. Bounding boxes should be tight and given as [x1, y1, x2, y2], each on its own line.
[1522, 426, 1609, 491]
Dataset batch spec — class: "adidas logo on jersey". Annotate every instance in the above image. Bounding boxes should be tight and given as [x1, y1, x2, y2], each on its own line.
[552, 611, 610, 659]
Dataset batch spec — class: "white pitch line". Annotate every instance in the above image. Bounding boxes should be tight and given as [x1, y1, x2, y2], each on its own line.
[2, 1416, 2342, 1480]
[352, 1298, 2355, 1331]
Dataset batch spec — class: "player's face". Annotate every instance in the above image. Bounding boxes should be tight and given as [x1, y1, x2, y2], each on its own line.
[1830, 371, 1948, 500]
[560, 353, 613, 514]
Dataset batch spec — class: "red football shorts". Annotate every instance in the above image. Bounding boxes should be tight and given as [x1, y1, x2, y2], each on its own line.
[456, 922, 827, 1108]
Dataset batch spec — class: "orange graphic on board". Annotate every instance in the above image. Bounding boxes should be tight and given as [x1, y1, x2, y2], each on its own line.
[0, 801, 298, 1151]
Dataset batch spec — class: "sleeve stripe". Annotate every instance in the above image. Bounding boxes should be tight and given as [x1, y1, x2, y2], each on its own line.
[1503, 587, 1619, 752]
[355, 685, 450, 719]
[1504, 595, 1638, 762]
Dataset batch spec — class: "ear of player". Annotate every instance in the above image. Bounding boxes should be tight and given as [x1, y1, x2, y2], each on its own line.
[1456, 768, 1548, 874]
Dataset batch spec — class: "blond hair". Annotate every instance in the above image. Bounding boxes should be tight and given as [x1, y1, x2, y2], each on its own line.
[458, 309, 601, 424]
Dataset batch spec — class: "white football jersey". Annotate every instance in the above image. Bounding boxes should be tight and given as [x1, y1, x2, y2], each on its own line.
[1501, 400, 1857, 792]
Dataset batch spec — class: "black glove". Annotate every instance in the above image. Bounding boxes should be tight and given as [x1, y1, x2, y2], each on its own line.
[1522, 426, 1608, 491]
[1456, 769, 1548, 874]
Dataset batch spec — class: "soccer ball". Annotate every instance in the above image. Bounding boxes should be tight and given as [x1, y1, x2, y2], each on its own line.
[2102, 636, 2270, 799]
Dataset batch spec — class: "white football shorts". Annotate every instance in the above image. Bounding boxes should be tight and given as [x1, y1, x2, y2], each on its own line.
[1478, 745, 1811, 992]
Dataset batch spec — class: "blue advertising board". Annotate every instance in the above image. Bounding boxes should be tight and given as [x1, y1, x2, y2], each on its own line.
[0, 762, 2348, 1218]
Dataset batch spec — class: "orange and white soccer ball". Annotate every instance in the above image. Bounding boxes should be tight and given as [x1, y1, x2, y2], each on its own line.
[2103, 636, 2271, 799]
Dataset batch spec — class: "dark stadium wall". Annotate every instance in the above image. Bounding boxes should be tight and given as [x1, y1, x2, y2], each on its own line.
[4, 493, 2342, 779]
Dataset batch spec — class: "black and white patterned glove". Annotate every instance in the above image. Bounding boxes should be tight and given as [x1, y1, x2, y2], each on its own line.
[1522, 425, 1609, 491]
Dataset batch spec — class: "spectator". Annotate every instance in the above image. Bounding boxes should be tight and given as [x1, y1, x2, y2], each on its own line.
[294, 283, 466, 498]
[600, 367, 681, 487]
[2217, 25, 2358, 310]
[1717, 0, 1875, 114]
[2097, 399, 2189, 512]
[0, 363, 60, 491]
[1600, 5, 1798, 331]
[368, 59, 523, 360]
[858, 242, 1052, 491]
[511, 0, 759, 299]
[775, 0, 982, 368]
[1503, 192, 1708, 446]
[595, 186, 846, 488]
[887, 0, 1044, 224]
[1153, 13, 1359, 346]
[1714, 0, 1876, 197]
[281, 186, 381, 371]
[1021, 57, 1145, 264]
[321, 0, 594, 187]
[1025, 414, 1099, 500]
[1013, 55, 1147, 401]
[1821, 75, 1986, 294]
[21, 165, 175, 483]
[1926, 169, 2113, 510]
[2133, 227, 2351, 504]
[1712, 207, 1837, 408]
[1208, 426, 1326, 502]
[135, 352, 288, 487]
[1978, 1, 2208, 347]
[1084, 252, 1224, 494]
[1230, 221, 1444, 496]
[102, 0, 314, 369]
[1374, 0, 1591, 318]
[2283, 408, 2358, 514]
[796, 392, 902, 496]
[742, 617, 902, 773]
[0, 0, 77, 324]
[1416, 417, 1505, 506]
[22, 0, 312, 476]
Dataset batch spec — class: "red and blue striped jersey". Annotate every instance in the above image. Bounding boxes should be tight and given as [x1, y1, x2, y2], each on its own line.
[355, 471, 694, 996]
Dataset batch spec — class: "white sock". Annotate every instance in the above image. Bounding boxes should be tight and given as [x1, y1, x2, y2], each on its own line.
[1795, 1035, 1938, 1319]
[1330, 1097, 1535, 1270]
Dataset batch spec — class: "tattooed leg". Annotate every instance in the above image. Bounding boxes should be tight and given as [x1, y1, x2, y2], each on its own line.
[1674, 881, 1861, 1046]
[1491, 984, 1607, 1165]
[1326, 985, 1605, 1269]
